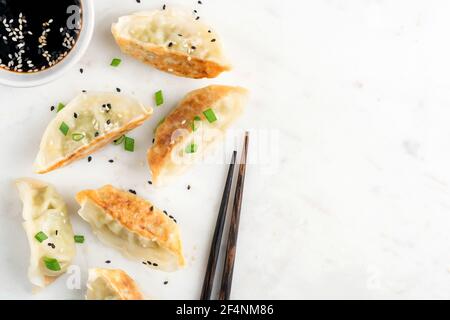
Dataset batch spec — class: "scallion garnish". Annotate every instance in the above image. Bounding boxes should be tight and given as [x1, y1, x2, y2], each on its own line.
[59, 122, 69, 136]
[113, 135, 125, 145]
[34, 231, 48, 243]
[72, 133, 85, 141]
[57, 103, 65, 112]
[192, 115, 201, 132]
[43, 257, 61, 271]
[203, 108, 217, 123]
[110, 58, 122, 67]
[155, 90, 164, 106]
[124, 136, 135, 152]
[185, 143, 198, 154]
[74, 235, 85, 244]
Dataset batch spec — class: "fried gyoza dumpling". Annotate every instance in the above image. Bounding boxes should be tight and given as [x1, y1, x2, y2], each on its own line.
[16, 178, 76, 289]
[34, 92, 152, 174]
[76, 185, 185, 272]
[86, 268, 144, 300]
[148, 85, 248, 186]
[112, 8, 230, 78]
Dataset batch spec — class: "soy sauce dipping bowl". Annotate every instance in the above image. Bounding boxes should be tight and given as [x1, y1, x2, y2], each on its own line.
[0, 0, 94, 88]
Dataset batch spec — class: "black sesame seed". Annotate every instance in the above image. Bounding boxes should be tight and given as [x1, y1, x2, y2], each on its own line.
[150, 206, 154, 211]
[88, 156, 92, 162]
[79, 68, 83, 74]
[116, 88, 121, 92]
[82, 90, 87, 93]
[163, 210, 168, 215]
[196, 16, 200, 20]
[147, 261, 152, 265]
[168, 42, 173, 48]
[105, 260, 111, 264]
[169, 215, 174, 219]
[152, 138, 155, 144]
[163, 4, 166, 10]
[173, 219, 177, 223]
[129, 189, 137, 195]
[208, 30, 211, 33]
[148, 181, 153, 185]
[187, 185, 191, 190]
[178, 34, 183, 37]
[153, 263, 158, 267]
[109, 159, 114, 163]
[106, 119, 111, 125]
[136, 0, 141, 3]
[55, 230, 58, 235]
[95, 131, 99, 137]
[164, 281, 168, 285]
[50, 106, 55, 111]
[194, 10, 197, 14]
[73, 112, 78, 118]
[211, 39, 216, 42]
[191, 46, 196, 50]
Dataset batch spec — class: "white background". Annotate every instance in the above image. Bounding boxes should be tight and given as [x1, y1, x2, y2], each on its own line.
[2, 0, 450, 299]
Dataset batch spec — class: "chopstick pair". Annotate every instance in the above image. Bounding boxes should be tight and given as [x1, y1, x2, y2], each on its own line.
[200, 132, 250, 300]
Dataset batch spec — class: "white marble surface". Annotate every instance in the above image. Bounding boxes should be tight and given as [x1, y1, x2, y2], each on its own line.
[2, 0, 450, 300]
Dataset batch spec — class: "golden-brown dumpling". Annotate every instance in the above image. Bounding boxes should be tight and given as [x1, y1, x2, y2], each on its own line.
[148, 85, 248, 186]
[112, 8, 231, 78]
[86, 268, 144, 300]
[34, 92, 152, 174]
[76, 185, 184, 272]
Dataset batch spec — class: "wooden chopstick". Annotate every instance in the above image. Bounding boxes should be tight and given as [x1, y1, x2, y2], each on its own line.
[200, 151, 238, 300]
[218, 132, 250, 300]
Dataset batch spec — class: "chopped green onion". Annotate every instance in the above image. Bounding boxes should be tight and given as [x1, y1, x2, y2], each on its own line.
[74, 235, 85, 244]
[154, 117, 166, 133]
[110, 58, 122, 67]
[34, 231, 48, 243]
[113, 135, 125, 145]
[203, 108, 217, 123]
[59, 122, 69, 136]
[185, 143, 198, 154]
[72, 133, 85, 142]
[124, 136, 135, 152]
[192, 116, 202, 132]
[155, 90, 164, 106]
[56, 103, 65, 112]
[43, 257, 61, 271]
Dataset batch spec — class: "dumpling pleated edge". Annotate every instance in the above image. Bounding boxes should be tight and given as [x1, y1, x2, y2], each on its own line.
[147, 85, 249, 186]
[34, 94, 153, 174]
[86, 268, 145, 300]
[111, 11, 231, 79]
[75, 185, 185, 271]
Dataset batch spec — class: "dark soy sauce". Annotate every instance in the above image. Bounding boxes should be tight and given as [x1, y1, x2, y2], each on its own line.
[0, 0, 82, 73]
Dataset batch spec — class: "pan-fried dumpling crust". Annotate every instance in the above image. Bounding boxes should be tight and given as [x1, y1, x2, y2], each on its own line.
[148, 85, 248, 186]
[34, 92, 152, 174]
[111, 9, 231, 78]
[86, 268, 144, 300]
[15, 178, 76, 289]
[76, 185, 184, 271]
